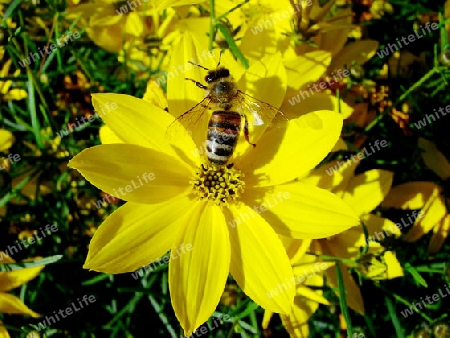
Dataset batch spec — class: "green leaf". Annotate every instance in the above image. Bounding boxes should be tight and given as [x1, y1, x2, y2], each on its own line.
[0, 255, 63, 272]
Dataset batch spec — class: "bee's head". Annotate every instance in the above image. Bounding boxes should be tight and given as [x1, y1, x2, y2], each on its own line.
[205, 67, 230, 84]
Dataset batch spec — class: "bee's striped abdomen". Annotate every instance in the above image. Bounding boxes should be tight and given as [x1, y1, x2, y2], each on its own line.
[206, 111, 241, 165]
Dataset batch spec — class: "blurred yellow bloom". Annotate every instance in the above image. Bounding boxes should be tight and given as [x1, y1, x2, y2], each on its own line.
[0, 48, 27, 102]
[0, 253, 44, 337]
[70, 33, 358, 334]
[300, 160, 403, 314]
[381, 138, 450, 254]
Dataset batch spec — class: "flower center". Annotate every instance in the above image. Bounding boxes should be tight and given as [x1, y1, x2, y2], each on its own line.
[355, 253, 387, 280]
[191, 163, 245, 206]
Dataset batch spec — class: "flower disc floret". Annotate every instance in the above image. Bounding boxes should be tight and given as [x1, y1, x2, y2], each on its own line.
[191, 163, 245, 206]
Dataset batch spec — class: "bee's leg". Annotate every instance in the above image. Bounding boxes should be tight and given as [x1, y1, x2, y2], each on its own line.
[185, 78, 207, 90]
[242, 114, 256, 148]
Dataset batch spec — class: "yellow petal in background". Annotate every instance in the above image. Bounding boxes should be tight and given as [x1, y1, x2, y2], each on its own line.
[403, 194, 447, 242]
[237, 52, 286, 109]
[341, 169, 394, 216]
[301, 159, 358, 195]
[242, 110, 343, 187]
[325, 263, 365, 315]
[169, 202, 230, 336]
[418, 138, 450, 180]
[0, 320, 9, 338]
[283, 50, 331, 91]
[381, 181, 441, 209]
[360, 214, 402, 244]
[429, 215, 450, 254]
[0, 265, 44, 292]
[86, 25, 123, 53]
[167, 32, 216, 120]
[244, 182, 359, 239]
[233, 52, 287, 156]
[384, 251, 404, 279]
[328, 40, 379, 72]
[84, 198, 193, 273]
[3, 89, 27, 101]
[0, 293, 40, 318]
[142, 80, 168, 110]
[227, 204, 294, 314]
[0, 130, 13, 152]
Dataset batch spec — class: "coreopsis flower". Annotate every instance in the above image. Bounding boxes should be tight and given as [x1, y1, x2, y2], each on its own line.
[69, 34, 359, 334]
[0, 252, 44, 337]
[382, 138, 450, 254]
[299, 159, 403, 314]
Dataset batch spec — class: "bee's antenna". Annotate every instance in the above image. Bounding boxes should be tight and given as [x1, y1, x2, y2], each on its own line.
[217, 50, 223, 68]
[188, 61, 209, 71]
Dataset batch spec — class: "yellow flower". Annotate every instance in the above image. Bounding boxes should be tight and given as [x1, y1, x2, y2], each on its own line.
[381, 138, 450, 254]
[300, 159, 403, 314]
[0, 252, 44, 337]
[69, 34, 359, 334]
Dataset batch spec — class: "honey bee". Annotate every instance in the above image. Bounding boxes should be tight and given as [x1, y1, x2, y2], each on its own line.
[167, 63, 289, 165]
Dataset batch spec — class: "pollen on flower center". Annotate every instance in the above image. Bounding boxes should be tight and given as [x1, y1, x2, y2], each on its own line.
[191, 163, 245, 206]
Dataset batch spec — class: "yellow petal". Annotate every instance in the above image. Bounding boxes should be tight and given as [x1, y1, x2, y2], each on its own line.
[0, 320, 10, 338]
[0, 130, 13, 152]
[262, 310, 273, 329]
[285, 239, 312, 265]
[167, 32, 216, 121]
[238, 52, 287, 111]
[301, 159, 359, 194]
[429, 215, 450, 254]
[328, 40, 379, 72]
[169, 202, 230, 336]
[99, 125, 123, 144]
[68, 144, 192, 204]
[283, 51, 331, 91]
[0, 264, 44, 292]
[381, 181, 441, 209]
[0, 293, 40, 317]
[325, 264, 364, 315]
[403, 194, 447, 242]
[280, 294, 317, 338]
[86, 25, 123, 53]
[384, 251, 404, 279]
[242, 110, 343, 187]
[418, 138, 450, 180]
[282, 93, 353, 120]
[243, 182, 359, 239]
[341, 169, 394, 216]
[3, 89, 27, 101]
[154, 0, 206, 12]
[360, 214, 402, 244]
[84, 198, 194, 273]
[227, 204, 295, 314]
[92, 93, 193, 156]
[240, 23, 280, 61]
[124, 12, 144, 37]
[142, 80, 168, 110]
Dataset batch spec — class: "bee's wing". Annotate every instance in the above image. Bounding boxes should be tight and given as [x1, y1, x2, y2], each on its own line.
[166, 97, 213, 150]
[235, 90, 289, 143]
